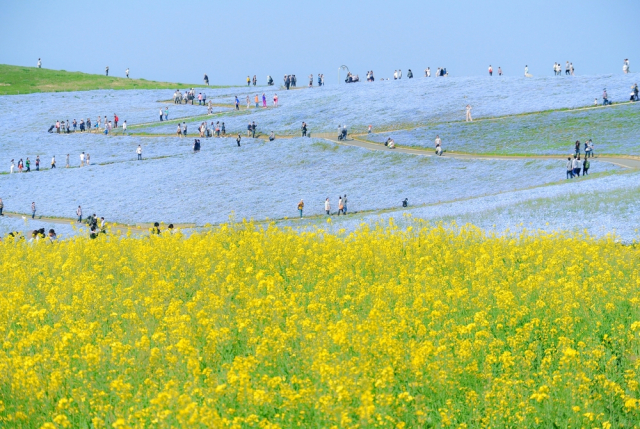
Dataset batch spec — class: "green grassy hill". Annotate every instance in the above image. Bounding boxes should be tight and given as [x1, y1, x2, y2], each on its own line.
[0, 64, 212, 95]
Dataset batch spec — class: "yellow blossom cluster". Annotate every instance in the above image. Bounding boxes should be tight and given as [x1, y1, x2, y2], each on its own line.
[1, 221, 639, 428]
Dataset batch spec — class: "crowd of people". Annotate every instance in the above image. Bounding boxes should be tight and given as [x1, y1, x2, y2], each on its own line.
[173, 89, 201, 105]
[48, 114, 124, 135]
[565, 140, 595, 179]
[8, 152, 94, 174]
[297, 194, 350, 218]
[553, 61, 575, 76]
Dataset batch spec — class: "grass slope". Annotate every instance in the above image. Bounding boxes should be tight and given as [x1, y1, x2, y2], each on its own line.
[0, 64, 212, 95]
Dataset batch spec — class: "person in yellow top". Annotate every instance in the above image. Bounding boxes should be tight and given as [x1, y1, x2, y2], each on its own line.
[297, 200, 304, 218]
[255, 94, 259, 108]
[247, 76, 251, 86]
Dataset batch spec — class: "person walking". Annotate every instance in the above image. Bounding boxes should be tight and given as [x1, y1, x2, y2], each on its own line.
[0, 198, 3, 216]
[465, 105, 473, 122]
[246, 95, 251, 109]
[247, 122, 252, 137]
[164, 107, 169, 121]
[137, 145, 142, 160]
[252, 121, 257, 138]
[236, 133, 241, 147]
[106, 66, 109, 76]
[254, 94, 259, 108]
[35, 156, 40, 171]
[235, 96, 239, 110]
[31, 202, 36, 219]
[80, 152, 85, 167]
[273, 93, 278, 107]
[298, 199, 304, 218]
[498, 67, 502, 76]
[566, 157, 574, 179]
[575, 156, 582, 177]
[51, 156, 56, 169]
[18, 159, 23, 173]
[247, 76, 251, 86]
[262, 93, 267, 108]
[37, 58, 41, 68]
[122, 120, 127, 135]
[10, 159, 14, 174]
[25, 158, 31, 172]
[65, 154, 70, 168]
[435, 135, 443, 155]
[325, 198, 331, 215]
[488, 65, 493, 76]
[159, 109, 163, 121]
[301, 122, 307, 137]
[126, 68, 129, 78]
[77, 205, 83, 223]
[86, 153, 90, 166]
[337, 196, 344, 215]
[583, 157, 590, 175]
[343, 194, 348, 214]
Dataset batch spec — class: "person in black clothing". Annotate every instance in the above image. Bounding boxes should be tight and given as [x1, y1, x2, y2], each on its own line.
[251, 121, 257, 138]
[236, 133, 241, 147]
[301, 122, 307, 137]
[204, 74, 209, 86]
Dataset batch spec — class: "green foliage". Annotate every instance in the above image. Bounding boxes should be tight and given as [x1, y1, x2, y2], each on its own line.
[0, 64, 220, 95]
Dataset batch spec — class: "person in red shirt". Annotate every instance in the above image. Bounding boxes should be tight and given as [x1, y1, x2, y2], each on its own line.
[114, 114, 119, 128]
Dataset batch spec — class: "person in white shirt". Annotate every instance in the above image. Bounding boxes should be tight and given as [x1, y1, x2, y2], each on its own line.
[80, 152, 85, 167]
[425, 67, 431, 77]
[435, 135, 443, 155]
[137, 145, 142, 160]
[10, 159, 14, 174]
[126, 68, 129, 78]
[488, 65, 493, 76]
[524, 65, 531, 77]
[465, 105, 472, 122]
[325, 198, 331, 215]
[566, 157, 574, 179]
[623, 59, 630, 74]
[398, 69, 402, 79]
[37, 58, 41, 68]
[393, 70, 397, 80]
[122, 120, 127, 135]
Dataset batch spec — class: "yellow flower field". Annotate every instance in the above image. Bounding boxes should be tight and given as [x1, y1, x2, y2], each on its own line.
[1, 221, 639, 428]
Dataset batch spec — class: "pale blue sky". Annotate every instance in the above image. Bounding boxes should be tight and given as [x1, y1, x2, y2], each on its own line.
[1, 0, 638, 85]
